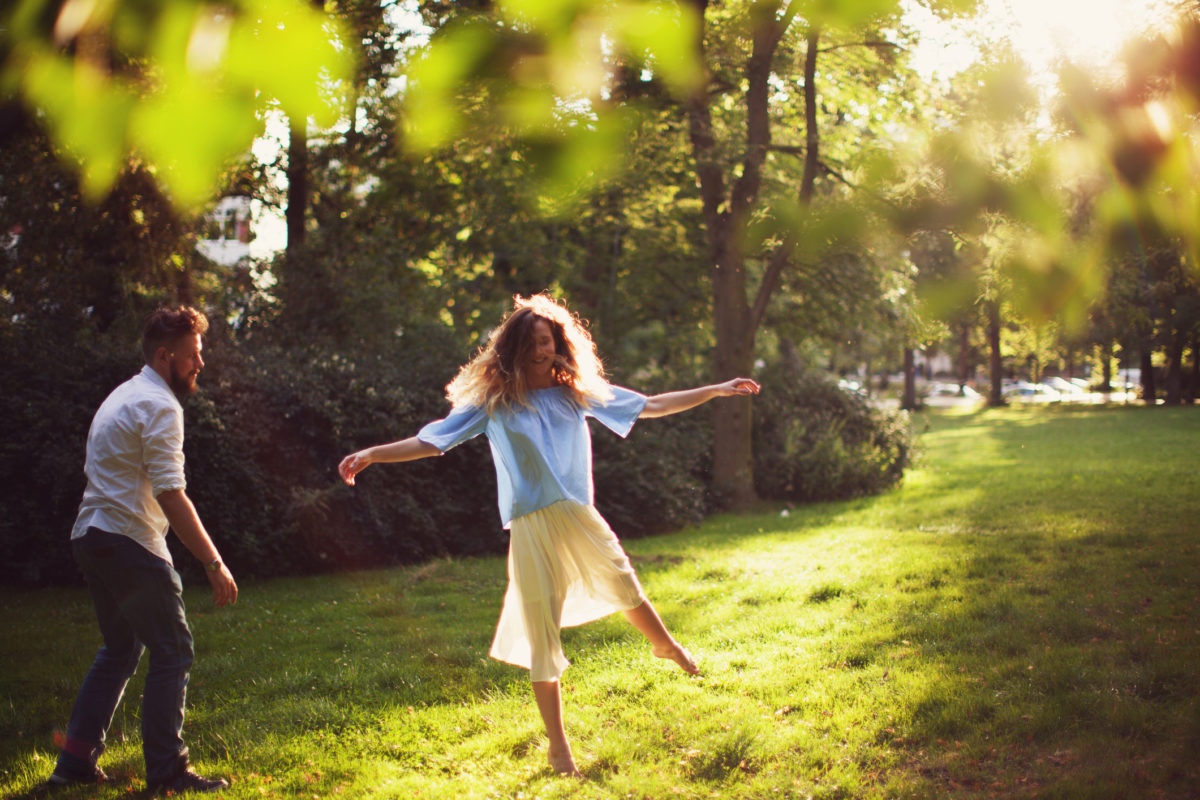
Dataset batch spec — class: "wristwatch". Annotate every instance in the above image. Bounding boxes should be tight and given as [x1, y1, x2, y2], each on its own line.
[207, 558, 222, 573]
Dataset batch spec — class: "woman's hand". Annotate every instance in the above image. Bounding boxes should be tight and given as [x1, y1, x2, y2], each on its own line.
[338, 438, 441, 484]
[338, 450, 371, 486]
[716, 377, 761, 397]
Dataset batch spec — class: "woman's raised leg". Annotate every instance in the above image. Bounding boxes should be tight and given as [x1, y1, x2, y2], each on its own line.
[623, 600, 699, 674]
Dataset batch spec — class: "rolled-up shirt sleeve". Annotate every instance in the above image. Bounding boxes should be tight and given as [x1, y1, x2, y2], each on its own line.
[143, 402, 187, 495]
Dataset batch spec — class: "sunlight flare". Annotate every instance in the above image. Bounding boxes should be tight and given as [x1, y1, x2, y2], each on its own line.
[908, 0, 1174, 84]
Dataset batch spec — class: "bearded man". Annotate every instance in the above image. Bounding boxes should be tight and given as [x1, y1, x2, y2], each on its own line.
[50, 305, 238, 794]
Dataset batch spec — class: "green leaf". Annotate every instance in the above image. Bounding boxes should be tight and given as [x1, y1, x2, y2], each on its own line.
[498, 0, 586, 30]
[403, 21, 496, 151]
[131, 80, 260, 208]
[22, 53, 133, 200]
[612, 1, 703, 94]
[6, 0, 352, 207]
[804, 0, 902, 30]
[226, 0, 352, 126]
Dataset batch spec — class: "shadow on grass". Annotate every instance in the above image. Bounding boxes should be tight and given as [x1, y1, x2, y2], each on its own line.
[0, 559, 532, 798]
[862, 406, 1200, 797]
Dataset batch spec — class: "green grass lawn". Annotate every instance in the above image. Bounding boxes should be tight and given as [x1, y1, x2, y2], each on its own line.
[2, 405, 1198, 799]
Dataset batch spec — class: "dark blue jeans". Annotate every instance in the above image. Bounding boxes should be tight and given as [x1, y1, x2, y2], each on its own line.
[56, 528, 193, 784]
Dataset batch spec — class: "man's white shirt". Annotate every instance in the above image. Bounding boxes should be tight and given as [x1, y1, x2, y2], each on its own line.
[72, 365, 187, 564]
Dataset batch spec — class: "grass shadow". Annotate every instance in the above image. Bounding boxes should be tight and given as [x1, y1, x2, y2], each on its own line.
[864, 405, 1200, 797]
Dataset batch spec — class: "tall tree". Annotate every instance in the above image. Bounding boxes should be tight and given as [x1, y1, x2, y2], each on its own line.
[679, 0, 789, 505]
[677, 0, 950, 505]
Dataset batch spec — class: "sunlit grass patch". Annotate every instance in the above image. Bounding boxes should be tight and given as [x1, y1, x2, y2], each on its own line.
[1, 405, 1198, 798]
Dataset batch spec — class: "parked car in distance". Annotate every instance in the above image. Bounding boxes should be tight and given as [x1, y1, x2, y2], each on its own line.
[1002, 381, 1061, 401]
[837, 378, 867, 397]
[1044, 376, 1085, 395]
[926, 382, 981, 399]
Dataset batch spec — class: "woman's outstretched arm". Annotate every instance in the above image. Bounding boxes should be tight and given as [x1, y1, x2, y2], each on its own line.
[338, 436, 442, 486]
[639, 377, 761, 419]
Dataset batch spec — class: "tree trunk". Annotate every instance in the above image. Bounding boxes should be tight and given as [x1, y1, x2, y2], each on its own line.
[686, 85, 758, 505]
[711, 258, 757, 506]
[681, 0, 794, 509]
[902, 347, 917, 410]
[1102, 346, 1113, 395]
[800, 27, 820, 205]
[1164, 333, 1183, 405]
[957, 321, 970, 391]
[575, 188, 623, 341]
[287, 117, 308, 250]
[987, 300, 1004, 406]
[1140, 349, 1156, 405]
[285, 0, 326, 252]
[1189, 334, 1199, 404]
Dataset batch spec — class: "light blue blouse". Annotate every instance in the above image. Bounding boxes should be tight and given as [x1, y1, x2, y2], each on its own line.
[417, 385, 647, 528]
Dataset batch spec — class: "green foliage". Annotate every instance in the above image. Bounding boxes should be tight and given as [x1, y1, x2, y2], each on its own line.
[0, 322, 141, 585]
[0, 110, 200, 331]
[181, 324, 505, 579]
[889, 8, 1200, 391]
[403, 0, 703, 176]
[592, 411, 711, 538]
[1, 0, 352, 207]
[753, 360, 913, 502]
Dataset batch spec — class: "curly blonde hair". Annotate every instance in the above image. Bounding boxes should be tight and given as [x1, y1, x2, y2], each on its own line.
[446, 294, 612, 414]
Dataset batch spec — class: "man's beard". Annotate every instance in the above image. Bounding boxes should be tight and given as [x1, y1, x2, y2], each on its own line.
[169, 362, 199, 396]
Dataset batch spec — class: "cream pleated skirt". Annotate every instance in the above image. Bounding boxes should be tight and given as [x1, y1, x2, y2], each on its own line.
[489, 500, 647, 682]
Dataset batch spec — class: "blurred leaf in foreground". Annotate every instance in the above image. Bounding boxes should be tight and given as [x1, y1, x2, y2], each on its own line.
[1, 0, 352, 208]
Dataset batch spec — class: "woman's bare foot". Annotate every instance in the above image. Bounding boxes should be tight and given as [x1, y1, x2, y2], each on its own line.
[548, 745, 581, 777]
[652, 642, 700, 675]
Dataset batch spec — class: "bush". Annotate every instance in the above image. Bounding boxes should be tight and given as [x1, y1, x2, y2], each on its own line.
[0, 320, 142, 586]
[1, 313, 914, 589]
[178, 323, 505, 580]
[0, 317, 508, 588]
[753, 361, 913, 503]
[592, 410, 711, 539]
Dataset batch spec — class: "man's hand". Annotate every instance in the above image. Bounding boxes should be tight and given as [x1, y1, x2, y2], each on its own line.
[157, 489, 239, 606]
[207, 562, 238, 607]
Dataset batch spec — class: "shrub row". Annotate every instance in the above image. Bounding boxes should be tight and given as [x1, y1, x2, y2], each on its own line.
[0, 323, 913, 587]
[753, 360, 914, 503]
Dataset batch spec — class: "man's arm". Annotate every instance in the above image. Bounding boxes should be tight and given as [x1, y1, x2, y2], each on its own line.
[157, 489, 238, 607]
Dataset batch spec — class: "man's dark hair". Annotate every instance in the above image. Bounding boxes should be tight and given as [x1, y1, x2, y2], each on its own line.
[142, 306, 210, 363]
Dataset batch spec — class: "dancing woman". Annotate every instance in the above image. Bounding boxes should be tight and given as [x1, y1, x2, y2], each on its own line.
[339, 294, 759, 776]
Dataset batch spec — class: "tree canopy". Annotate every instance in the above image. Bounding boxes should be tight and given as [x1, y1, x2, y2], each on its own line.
[2, 0, 1199, 584]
